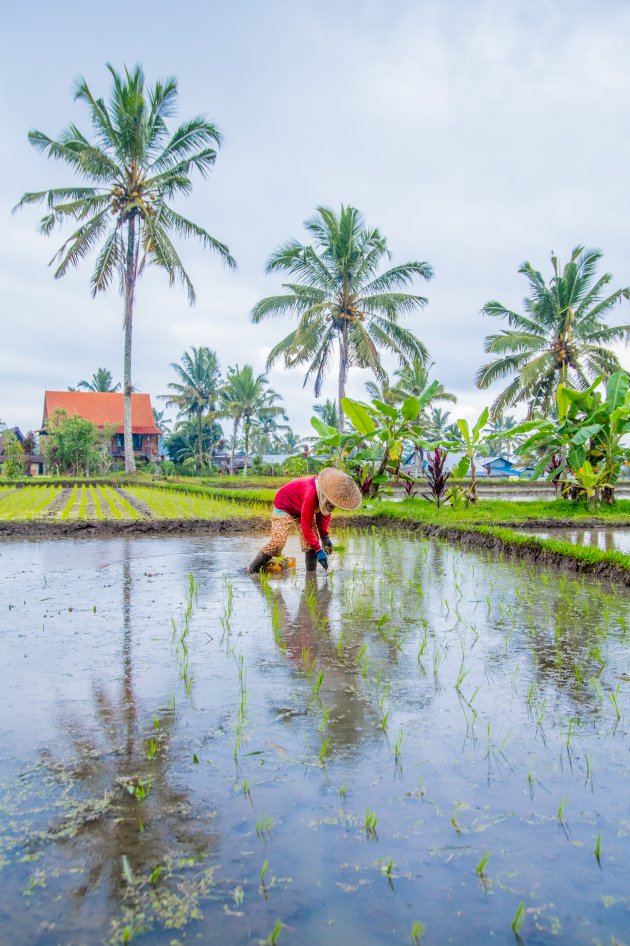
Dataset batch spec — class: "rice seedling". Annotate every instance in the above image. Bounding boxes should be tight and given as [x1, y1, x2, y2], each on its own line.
[394, 729, 403, 767]
[594, 832, 601, 865]
[450, 802, 464, 834]
[364, 807, 379, 835]
[607, 683, 622, 721]
[260, 919, 283, 945]
[256, 815, 275, 837]
[318, 738, 330, 763]
[339, 783, 347, 799]
[381, 856, 395, 884]
[410, 920, 425, 945]
[557, 796, 569, 824]
[146, 738, 157, 760]
[318, 708, 330, 734]
[511, 902, 525, 936]
[149, 865, 162, 887]
[475, 850, 490, 878]
[314, 670, 324, 697]
[243, 779, 252, 801]
[260, 858, 268, 883]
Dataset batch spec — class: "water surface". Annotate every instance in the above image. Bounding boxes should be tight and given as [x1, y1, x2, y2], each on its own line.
[1, 533, 630, 945]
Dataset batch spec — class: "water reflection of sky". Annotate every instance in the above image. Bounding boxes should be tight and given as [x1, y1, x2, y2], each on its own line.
[2, 533, 630, 945]
[523, 528, 630, 555]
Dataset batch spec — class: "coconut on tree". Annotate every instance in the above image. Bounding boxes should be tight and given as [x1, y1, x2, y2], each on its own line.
[476, 246, 630, 419]
[15, 63, 235, 473]
[251, 205, 433, 431]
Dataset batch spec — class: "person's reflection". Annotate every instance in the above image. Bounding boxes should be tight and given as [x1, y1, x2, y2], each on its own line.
[254, 574, 386, 757]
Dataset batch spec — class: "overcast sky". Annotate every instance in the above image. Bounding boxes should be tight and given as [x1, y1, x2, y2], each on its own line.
[1, 0, 629, 438]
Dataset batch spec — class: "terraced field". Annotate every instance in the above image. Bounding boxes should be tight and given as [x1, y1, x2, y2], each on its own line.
[0, 484, 268, 521]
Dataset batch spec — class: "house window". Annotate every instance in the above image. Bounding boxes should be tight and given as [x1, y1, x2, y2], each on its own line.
[115, 434, 143, 451]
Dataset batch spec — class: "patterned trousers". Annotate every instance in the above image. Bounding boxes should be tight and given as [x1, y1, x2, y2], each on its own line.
[260, 511, 315, 556]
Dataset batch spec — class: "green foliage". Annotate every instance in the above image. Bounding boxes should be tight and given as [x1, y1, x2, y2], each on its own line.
[252, 204, 433, 429]
[43, 411, 115, 476]
[477, 246, 630, 418]
[17, 63, 235, 474]
[1, 431, 25, 478]
[281, 455, 307, 477]
[220, 364, 285, 474]
[514, 370, 630, 504]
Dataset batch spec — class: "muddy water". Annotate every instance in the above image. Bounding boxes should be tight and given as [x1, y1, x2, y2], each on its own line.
[1, 533, 630, 945]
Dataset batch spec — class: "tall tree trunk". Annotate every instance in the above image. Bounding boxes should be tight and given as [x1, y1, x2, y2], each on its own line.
[230, 418, 240, 475]
[243, 419, 250, 475]
[197, 408, 204, 472]
[338, 322, 349, 433]
[123, 216, 137, 475]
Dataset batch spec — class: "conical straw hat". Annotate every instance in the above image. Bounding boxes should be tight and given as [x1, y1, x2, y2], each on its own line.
[318, 467, 362, 511]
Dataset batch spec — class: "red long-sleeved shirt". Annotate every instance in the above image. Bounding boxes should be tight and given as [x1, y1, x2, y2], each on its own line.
[274, 476, 331, 551]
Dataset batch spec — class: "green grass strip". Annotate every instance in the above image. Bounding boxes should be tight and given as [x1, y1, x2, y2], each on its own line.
[60, 485, 78, 520]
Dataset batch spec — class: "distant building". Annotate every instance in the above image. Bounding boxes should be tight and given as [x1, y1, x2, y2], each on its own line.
[0, 426, 45, 476]
[42, 391, 161, 466]
[480, 455, 531, 478]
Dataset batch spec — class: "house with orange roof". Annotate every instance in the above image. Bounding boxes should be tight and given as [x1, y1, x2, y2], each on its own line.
[42, 391, 161, 467]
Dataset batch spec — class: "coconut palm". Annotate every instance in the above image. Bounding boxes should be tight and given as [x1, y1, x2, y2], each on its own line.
[220, 365, 286, 474]
[279, 428, 306, 453]
[427, 407, 452, 439]
[313, 399, 340, 431]
[251, 205, 433, 430]
[476, 246, 630, 419]
[152, 407, 171, 436]
[77, 368, 120, 392]
[393, 360, 457, 419]
[162, 347, 221, 471]
[365, 377, 398, 405]
[249, 414, 290, 454]
[15, 64, 236, 473]
[486, 414, 519, 457]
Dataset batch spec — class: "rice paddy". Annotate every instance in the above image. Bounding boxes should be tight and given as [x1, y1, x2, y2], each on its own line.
[0, 483, 268, 521]
[2, 531, 630, 944]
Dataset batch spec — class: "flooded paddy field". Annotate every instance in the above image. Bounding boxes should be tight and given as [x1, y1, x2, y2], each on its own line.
[1, 532, 630, 945]
[523, 528, 630, 556]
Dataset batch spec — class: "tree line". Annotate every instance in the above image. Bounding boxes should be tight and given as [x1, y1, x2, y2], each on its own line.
[13, 63, 630, 478]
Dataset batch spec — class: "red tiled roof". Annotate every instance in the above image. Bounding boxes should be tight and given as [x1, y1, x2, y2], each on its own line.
[43, 392, 160, 435]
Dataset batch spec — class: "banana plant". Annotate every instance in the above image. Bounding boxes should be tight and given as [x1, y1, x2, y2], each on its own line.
[441, 407, 490, 503]
[310, 384, 439, 496]
[514, 371, 630, 504]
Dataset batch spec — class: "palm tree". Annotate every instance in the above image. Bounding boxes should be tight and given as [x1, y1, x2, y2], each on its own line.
[313, 399, 339, 430]
[486, 414, 518, 458]
[428, 407, 452, 439]
[249, 414, 290, 454]
[152, 407, 171, 436]
[251, 205, 433, 430]
[162, 347, 221, 471]
[393, 360, 457, 417]
[365, 377, 398, 405]
[220, 365, 286, 474]
[279, 428, 305, 453]
[15, 64, 236, 473]
[77, 368, 120, 392]
[476, 246, 630, 419]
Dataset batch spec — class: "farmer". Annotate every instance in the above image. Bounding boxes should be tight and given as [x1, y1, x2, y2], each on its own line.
[247, 467, 362, 573]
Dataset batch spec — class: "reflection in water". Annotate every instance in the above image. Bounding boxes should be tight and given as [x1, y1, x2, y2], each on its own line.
[4, 540, 219, 945]
[2, 533, 630, 946]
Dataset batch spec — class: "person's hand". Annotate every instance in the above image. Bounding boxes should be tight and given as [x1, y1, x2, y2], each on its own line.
[323, 537, 333, 553]
[316, 549, 328, 570]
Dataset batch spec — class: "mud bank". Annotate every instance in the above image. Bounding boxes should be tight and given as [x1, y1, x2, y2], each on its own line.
[0, 516, 268, 538]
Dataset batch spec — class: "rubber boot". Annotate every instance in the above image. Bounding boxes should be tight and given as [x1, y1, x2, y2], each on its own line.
[246, 551, 272, 574]
[305, 550, 318, 572]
